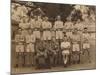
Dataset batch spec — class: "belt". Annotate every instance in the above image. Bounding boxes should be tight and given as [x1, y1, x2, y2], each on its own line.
[56, 29, 63, 31]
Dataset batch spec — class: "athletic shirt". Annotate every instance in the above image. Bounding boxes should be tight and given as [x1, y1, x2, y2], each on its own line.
[61, 41, 71, 49]
[74, 22, 84, 31]
[54, 21, 63, 29]
[19, 22, 30, 29]
[30, 19, 35, 29]
[15, 34, 24, 42]
[16, 6, 28, 17]
[35, 20, 42, 28]
[42, 21, 52, 29]
[82, 21, 89, 28]
[12, 9, 21, 22]
[16, 44, 24, 52]
[82, 32, 90, 41]
[26, 43, 35, 52]
[64, 22, 73, 29]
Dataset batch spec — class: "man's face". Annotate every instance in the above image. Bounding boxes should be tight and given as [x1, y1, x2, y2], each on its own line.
[84, 28, 88, 32]
[34, 16, 37, 20]
[44, 17, 48, 21]
[38, 16, 41, 19]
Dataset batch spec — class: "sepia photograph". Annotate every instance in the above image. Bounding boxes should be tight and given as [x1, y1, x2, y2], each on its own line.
[11, 0, 96, 74]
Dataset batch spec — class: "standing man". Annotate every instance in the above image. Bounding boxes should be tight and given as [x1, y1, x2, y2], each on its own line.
[33, 16, 42, 41]
[82, 28, 91, 63]
[14, 29, 25, 67]
[64, 17, 73, 39]
[15, 29, 24, 43]
[71, 28, 82, 64]
[54, 16, 63, 65]
[42, 16, 52, 42]
[25, 29, 35, 67]
[74, 19, 84, 31]
[15, 42, 24, 67]
[54, 16, 64, 41]
[19, 16, 30, 30]
[30, 16, 37, 29]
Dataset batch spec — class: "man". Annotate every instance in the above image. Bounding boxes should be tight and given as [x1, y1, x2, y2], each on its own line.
[50, 37, 59, 67]
[15, 29, 24, 43]
[71, 28, 82, 64]
[82, 28, 91, 63]
[30, 16, 37, 29]
[42, 16, 52, 41]
[74, 19, 84, 31]
[54, 16, 63, 41]
[15, 42, 24, 67]
[11, 3, 21, 23]
[35, 39, 48, 69]
[19, 16, 30, 30]
[25, 29, 35, 67]
[61, 36, 71, 67]
[16, 4, 28, 19]
[33, 16, 42, 41]
[64, 17, 73, 38]
[54, 16, 64, 65]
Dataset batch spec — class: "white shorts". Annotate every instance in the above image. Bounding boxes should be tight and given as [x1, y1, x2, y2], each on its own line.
[62, 50, 70, 55]
[56, 31, 63, 39]
[26, 47, 35, 52]
[72, 44, 80, 51]
[16, 49, 24, 53]
[42, 31, 51, 40]
[33, 31, 41, 39]
[83, 43, 90, 49]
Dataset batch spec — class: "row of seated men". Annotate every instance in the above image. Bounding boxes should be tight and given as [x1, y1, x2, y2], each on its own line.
[14, 26, 91, 69]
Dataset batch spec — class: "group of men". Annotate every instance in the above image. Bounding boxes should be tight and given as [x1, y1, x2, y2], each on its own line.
[12, 2, 93, 69]
[14, 15, 91, 69]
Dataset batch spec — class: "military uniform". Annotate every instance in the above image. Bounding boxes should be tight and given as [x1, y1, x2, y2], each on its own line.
[35, 40, 48, 69]
[50, 41, 59, 66]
